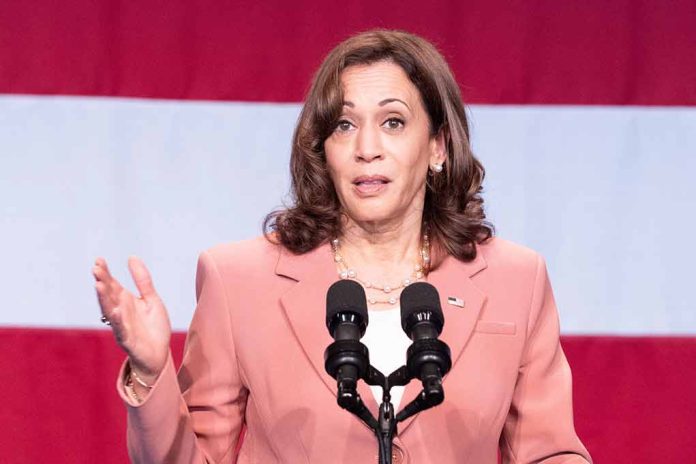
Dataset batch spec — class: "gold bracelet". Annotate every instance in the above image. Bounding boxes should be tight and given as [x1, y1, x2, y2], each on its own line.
[130, 366, 155, 390]
[124, 375, 142, 403]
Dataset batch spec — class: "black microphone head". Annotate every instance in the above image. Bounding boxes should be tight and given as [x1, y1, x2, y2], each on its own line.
[326, 280, 368, 337]
[400, 282, 444, 335]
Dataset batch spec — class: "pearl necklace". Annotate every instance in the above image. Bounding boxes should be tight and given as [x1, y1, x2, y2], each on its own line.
[331, 233, 431, 306]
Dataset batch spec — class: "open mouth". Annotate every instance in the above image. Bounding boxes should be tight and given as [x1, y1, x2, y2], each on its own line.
[352, 175, 390, 195]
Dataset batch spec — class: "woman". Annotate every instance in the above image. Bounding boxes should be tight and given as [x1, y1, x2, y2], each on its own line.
[93, 30, 591, 463]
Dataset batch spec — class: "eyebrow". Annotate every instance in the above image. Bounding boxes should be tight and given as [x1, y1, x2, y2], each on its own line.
[342, 98, 411, 111]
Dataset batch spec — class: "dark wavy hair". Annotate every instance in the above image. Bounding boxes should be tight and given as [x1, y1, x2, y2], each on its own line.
[264, 29, 493, 262]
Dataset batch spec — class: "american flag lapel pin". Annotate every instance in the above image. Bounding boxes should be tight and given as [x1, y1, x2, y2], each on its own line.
[447, 296, 465, 308]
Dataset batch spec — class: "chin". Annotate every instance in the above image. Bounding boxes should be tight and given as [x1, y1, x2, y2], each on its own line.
[344, 203, 400, 225]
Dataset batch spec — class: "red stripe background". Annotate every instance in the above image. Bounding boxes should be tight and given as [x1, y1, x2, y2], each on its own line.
[1, 0, 695, 105]
[1, 328, 694, 463]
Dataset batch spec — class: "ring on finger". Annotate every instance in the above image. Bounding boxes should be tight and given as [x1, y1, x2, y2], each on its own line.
[101, 308, 117, 326]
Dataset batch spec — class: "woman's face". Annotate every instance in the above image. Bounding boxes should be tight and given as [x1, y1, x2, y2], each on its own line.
[324, 61, 445, 227]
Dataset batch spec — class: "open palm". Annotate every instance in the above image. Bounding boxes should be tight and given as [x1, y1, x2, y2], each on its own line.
[92, 256, 171, 382]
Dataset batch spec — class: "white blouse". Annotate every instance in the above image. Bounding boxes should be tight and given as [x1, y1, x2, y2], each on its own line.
[360, 307, 412, 410]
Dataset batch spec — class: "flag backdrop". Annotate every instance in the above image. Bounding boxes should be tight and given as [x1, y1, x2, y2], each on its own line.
[1, 1, 695, 462]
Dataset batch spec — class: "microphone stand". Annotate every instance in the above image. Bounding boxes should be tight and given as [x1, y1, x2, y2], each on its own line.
[334, 363, 445, 464]
[325, 281, 451, 463]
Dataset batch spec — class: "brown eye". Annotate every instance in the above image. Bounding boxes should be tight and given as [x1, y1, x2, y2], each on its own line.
[383, 117, 405, 130]
[335, 120, 354, 132]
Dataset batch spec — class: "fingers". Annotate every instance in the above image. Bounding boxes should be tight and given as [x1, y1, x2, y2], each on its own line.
[105, 305, 125, 336]
[93, 258, 130, 319]
[94, 259, 118, 313]
[128, 255, 158, 301]
[93, 258, 123, 293]
[94, 281, 113, 315]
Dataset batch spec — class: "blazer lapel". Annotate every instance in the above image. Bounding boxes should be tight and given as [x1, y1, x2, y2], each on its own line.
[396, 250, 488, 435]
[276, 242, 342, 398]
[275, 240, 488, 434]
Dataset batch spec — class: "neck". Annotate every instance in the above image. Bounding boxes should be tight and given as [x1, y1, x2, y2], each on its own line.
[337, 209, 425, 280]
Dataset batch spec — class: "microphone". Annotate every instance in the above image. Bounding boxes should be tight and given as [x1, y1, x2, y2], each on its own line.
[400, 282, 452, 406]
[324, 280, 370, 409]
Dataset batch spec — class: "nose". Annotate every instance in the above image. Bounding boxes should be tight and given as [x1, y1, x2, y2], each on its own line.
[355, 125, 383, 163]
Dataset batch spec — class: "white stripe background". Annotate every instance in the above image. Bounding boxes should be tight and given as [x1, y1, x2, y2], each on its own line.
[1, 95, 695, 333]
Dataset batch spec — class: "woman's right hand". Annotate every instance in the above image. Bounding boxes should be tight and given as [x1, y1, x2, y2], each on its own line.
[92, 256, 172, 385]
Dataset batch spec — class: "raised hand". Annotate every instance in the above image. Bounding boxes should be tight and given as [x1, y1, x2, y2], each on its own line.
[92, 256, 171, 385]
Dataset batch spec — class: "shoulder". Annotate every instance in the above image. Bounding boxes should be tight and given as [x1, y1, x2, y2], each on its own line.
[198, 235, 282, 280]
[474, 236, 545, 281]
[471, 237, 552, 329]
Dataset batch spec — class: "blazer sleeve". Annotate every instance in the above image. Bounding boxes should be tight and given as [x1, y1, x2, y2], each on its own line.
[117, 250, 248, 463]
[499, 254, 592, 463]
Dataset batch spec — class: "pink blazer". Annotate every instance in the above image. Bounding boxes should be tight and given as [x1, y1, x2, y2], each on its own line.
[118, 236, 591, 463]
